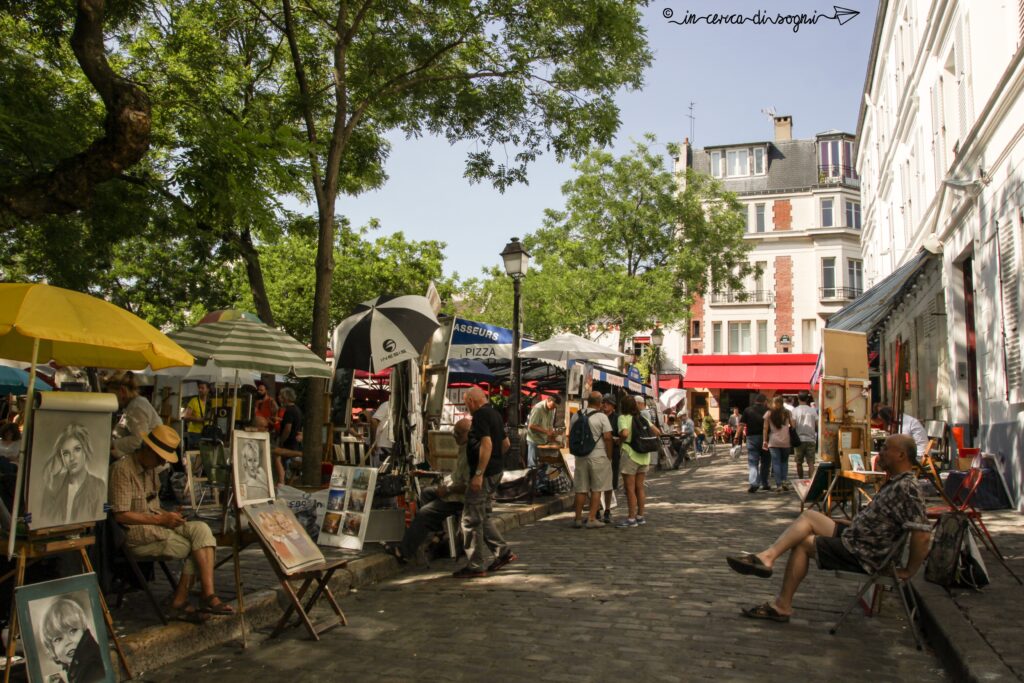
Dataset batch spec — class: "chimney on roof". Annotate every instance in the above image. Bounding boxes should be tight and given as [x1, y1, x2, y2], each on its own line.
[774, 115, 792, 142]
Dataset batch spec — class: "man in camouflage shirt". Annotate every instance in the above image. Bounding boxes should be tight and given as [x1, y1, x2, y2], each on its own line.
[724, 434, 931, 622]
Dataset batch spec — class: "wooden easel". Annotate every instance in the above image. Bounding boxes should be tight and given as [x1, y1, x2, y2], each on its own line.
[0, 524, 133, 681]
[252, 534, 348, 641]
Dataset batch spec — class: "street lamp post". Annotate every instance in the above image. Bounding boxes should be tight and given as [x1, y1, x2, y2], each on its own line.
[650, 326, 664, 426]
[501, 237, 530, 466]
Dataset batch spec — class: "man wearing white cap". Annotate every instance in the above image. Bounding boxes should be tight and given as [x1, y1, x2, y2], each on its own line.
[108, 424, 233, 622]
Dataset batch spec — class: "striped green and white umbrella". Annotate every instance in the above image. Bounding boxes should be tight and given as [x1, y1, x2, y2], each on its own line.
[170, 318, 331, 378]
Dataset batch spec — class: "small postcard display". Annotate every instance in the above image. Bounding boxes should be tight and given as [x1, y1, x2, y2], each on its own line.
[15, 573, 115, 683]
[26, 393, 118, 531]
[231, 430, 274, 508]
[318, 466, 378, 551]
[244, 500, 325, 575]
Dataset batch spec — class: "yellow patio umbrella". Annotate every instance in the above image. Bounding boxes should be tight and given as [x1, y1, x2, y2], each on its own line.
[0, 283, 193, 556]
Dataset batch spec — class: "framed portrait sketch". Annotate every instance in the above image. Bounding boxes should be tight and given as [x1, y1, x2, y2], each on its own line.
[232, 431, 274, 507]
[27, 393, 117, 531]
[318, 466, 378, 551]
[15, 573, 115, 683]
[244, 500, 324, 575]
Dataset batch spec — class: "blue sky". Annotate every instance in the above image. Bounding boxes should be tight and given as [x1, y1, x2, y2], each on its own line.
[328, 1, 879, 279]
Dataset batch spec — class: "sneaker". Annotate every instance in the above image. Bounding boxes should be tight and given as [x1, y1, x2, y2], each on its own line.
[585, 519, 605, 529]
[488, 551, 518, 572]
[451, 566, 487, 579]
[602, 510, 611, 524]
[570, 519, 583, 529]
[636, 516, 646, 526]
[747, 485, 759, 493]
[616, 518, 639, 528]
[761, 484, 772, 491]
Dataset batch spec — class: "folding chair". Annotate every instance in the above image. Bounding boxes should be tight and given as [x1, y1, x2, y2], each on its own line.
[107, 516, 179, 625]
[333, 437, 369, 466]
[829, 532, 924, 650]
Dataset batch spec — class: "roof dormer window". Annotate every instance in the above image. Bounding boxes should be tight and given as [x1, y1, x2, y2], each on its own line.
[710, 146, 768, 179]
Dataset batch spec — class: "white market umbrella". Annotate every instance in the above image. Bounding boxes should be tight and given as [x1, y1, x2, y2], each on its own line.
[518, 333, 625, 363]
[332, 295, 440, 372]
[658, 387, 687, 411]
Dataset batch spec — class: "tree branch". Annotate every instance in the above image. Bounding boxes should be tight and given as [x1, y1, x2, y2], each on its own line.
[0, 0, 151, 220]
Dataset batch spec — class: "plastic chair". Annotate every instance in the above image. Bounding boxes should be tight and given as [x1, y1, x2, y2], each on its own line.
[830, 532, 924, 649]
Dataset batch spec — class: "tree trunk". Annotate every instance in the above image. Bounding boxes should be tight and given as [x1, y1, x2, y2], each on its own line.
[237, 228, 276, 327]
[301, 205, 336, 485]
[0, 0, 151, 219]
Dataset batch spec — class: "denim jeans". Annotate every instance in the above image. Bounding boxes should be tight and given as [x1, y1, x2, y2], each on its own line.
[770, 447, 791, 486]
[526, 441, 539, 468]
[746, 436, 768, 486]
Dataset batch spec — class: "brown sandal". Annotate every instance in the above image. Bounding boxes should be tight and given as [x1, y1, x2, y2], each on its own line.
[200, 595, 235, 615]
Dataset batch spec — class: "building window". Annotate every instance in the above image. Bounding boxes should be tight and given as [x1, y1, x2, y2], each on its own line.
[821, 198, 834, 227]
[757, 321, 768, 353]
[631, 339, 649, 358]
[728, 321, 751, 353]
[845, 200, 861, 229]
[692, 320, 700, 339]
[755, 203, 766, 233]
[847, 258, 863, 296]
[819, 138, 858, 180]
[753, 148, 765, 174]
[727, 149, 749, 177]
[802, 319, 817, 353]
[712, 322, 722, 353]
[711, 151, 723, 178]
[822, 257, 836, 297]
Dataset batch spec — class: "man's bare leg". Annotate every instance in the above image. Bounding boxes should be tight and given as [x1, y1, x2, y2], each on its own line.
[587, 491, 602, 522]
[772, 535, 816, 615]
[191, 545, 232, 610]
[574, 493, 587, 522]
[755, 510, 836, 569]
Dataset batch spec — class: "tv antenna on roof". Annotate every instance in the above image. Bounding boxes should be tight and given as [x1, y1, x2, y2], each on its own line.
[761, 107, 777, 137]
[686, 102, 696, 143]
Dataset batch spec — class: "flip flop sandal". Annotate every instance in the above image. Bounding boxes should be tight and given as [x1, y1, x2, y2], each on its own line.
[741, 602, 790, 623]
[200, 596, 235, 615]
[726, 553, 773, 578]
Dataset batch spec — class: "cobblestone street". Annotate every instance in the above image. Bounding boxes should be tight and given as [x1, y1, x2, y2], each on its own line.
[145, 456, 948, 682]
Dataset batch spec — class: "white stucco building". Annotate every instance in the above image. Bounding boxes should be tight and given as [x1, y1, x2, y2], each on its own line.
[847, 0, 1024, 508]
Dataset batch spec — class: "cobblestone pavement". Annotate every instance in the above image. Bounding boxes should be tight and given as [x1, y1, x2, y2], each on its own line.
[144, 456, 948, 682]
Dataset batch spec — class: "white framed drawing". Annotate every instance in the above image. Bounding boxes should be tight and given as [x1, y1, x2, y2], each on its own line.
[232, 430, 274, 507]
[849, 452, 866, 472]
[27, 393, 116, 530]
[318, 465, 377, 551]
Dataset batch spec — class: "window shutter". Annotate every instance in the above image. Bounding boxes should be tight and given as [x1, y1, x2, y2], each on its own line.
[930, 84, 945, 181]
[956, 20, 972, 140]
[998, 216, 1023, 403]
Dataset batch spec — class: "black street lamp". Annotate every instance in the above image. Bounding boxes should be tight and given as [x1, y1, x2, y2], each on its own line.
[501, 237, 530, 464]
[650, 326, 664, 425]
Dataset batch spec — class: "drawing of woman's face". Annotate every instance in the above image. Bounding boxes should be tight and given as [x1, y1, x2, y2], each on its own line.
[242, 443, 260, 477]
[59, 437, 86, 476]
[49, 624, 83, 666]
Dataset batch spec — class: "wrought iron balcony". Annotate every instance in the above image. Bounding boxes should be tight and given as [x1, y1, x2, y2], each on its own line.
[818, 164, 860, 186]
[819, 286, 863, 301]
[708, 289, 775, 305]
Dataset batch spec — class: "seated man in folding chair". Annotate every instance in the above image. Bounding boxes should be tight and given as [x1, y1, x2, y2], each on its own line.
[725, 434, 931, 622]
[109, 425, 235, 623]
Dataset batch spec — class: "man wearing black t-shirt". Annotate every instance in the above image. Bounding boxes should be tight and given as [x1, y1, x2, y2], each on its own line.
[740, 394, 770, 493]
[455, 387, 515, 578]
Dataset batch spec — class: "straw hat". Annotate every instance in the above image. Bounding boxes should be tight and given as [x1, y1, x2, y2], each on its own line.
[141, 424, 180, 463]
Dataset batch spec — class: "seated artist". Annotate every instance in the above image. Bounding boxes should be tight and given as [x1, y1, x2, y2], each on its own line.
[725, 434, 931, 622]
[384, 418, 471, 564]
[109, 425, 234, 623]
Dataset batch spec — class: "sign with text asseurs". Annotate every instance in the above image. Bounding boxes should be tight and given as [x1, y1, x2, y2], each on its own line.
[449, 317, 534, 360]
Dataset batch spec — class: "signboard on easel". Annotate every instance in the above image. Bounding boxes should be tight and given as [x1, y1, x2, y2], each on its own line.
[818, 330, 871, 470]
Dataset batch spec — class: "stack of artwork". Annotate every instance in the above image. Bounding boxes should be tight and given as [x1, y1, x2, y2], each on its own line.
[318, 466, 378, 551]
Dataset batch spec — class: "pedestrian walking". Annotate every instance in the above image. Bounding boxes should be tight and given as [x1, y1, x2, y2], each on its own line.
[763, 396, 794, 491]
[791, 391, 818, 478]
[740, 394, 770, 492]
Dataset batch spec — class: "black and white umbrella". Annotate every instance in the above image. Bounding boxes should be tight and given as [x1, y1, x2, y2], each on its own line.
[331, 295, 440, 372]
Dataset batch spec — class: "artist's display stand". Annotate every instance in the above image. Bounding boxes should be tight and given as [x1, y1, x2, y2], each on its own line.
[0, 524, 133, 682]
[253, 535, 348, 641]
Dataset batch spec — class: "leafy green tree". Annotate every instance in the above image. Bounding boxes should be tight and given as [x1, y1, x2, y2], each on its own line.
[261, 0, 652, 482]
[457, 136, 756, 356]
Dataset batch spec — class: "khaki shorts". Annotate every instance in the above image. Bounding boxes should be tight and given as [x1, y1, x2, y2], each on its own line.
[129, 520, 216, 575]
[573, 452, 613, 493]
[620, 456, 649, 476]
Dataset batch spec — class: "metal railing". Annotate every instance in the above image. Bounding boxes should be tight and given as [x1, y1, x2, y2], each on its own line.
[819, 286, 863, 300]
[708, 289, 775, 304]
[818, 164, 859, 184]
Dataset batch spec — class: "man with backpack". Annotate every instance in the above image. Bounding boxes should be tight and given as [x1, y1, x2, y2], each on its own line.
[724, 434, 931, 622]
[569, 391, 614, 529]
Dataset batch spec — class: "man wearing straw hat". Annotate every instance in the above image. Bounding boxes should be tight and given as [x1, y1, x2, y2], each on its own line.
[109, 425, 234, 622]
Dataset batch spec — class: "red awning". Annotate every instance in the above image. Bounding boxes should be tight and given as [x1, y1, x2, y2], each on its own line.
[658, 374, 683, 389]
[682, 354, 818, 391]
